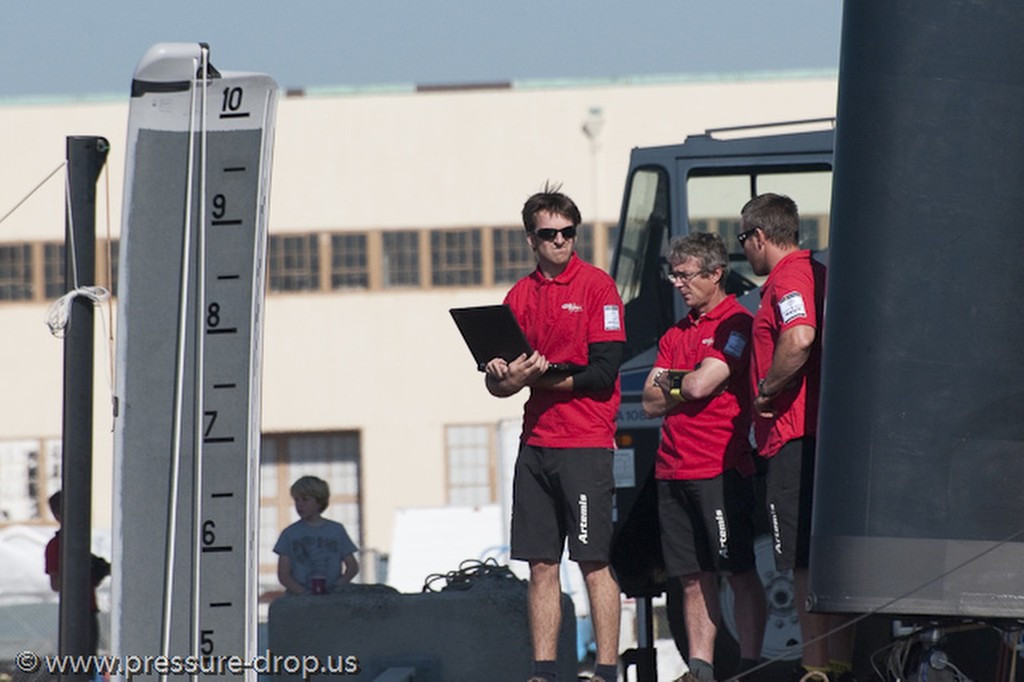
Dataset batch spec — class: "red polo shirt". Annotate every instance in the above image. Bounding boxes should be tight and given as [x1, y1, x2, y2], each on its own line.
[750, 250, 826, 457]
[45, 531, 99, 611]
[504, 254, 625, 448]
[655, 295, 754, 480]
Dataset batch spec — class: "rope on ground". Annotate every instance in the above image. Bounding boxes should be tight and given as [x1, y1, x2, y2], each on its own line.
[421, 558, 523, 593]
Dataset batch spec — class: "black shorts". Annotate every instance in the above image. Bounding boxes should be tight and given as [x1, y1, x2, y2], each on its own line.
[764, 436, 816, 571]
[510, 444, 614, 564]
[657, 470, 757, 577]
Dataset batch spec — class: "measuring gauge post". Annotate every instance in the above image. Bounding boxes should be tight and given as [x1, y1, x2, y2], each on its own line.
[197, 71, 276, 665]
[114, 42, 277, 675]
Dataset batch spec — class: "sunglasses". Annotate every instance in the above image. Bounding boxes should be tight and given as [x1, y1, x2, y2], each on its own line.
[534, 225, 577, 241]
[737, 227, 758, 245]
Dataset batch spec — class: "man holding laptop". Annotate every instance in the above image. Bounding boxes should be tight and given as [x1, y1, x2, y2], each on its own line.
[484, 183, 625, 682]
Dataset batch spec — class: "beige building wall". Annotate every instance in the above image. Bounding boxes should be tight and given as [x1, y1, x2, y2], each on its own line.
[0, 71, 837, 559]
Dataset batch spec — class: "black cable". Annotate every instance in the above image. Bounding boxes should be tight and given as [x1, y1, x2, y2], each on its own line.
[421, 558, 524, 593]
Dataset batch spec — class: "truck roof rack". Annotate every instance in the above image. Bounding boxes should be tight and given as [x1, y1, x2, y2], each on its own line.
[704, 117, 835, 138]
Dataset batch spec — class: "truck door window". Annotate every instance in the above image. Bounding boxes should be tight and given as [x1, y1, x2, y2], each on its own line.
[612, 166, 676, 361]
[615, 167, 669, 306]
[687, 169, 832, 289]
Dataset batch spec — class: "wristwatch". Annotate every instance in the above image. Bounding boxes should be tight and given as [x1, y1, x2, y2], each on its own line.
[668, 371, 686, 402]
[757, 378, 776, 399]
[652, 369, 665, 388]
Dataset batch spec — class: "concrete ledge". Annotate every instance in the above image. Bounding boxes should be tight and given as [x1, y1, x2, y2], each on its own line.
[268, 581, 576, 681]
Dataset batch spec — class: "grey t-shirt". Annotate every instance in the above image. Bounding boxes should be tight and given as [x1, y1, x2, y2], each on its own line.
[273, 519, 358, 591]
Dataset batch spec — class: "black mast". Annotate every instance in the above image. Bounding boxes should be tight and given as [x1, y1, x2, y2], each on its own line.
[59, 135, 109, 679]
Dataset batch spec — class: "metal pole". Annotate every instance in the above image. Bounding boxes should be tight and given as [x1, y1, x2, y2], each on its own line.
[635, 595, 657, 682]
[621, 595, 657, 682]
[59, 135, 108, 679]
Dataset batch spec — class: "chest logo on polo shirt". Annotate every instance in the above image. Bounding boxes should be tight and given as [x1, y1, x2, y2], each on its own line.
[603, 305, 621, 331]
[778, 291, 808, 324]
[562, 302, 583, 313]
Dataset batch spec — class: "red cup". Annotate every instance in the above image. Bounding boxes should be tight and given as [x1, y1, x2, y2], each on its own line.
[310, 575, 326, 595]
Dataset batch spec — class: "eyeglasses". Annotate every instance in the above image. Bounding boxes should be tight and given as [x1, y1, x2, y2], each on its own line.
[666, 267, 705, 283]
[534, 225, 577, 241]
[736, 227, 758, 246]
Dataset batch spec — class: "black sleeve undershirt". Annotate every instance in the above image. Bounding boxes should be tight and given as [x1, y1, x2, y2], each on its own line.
[571, 341, 625, 392]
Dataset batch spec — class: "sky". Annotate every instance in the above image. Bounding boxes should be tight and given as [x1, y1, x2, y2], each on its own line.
[1, 1, 842, 100]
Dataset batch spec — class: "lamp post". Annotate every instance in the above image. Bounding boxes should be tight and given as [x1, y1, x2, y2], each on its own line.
[581, 106, 605, 266]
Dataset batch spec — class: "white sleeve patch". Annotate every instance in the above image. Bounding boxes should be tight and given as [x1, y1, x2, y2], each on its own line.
[723, 331, 747, 359]
[603, 305, 621, 331]
[778, 291, 808, 324]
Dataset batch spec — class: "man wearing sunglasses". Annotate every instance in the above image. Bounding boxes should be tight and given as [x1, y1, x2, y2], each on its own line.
[484, 184, 625, 682]
[739, 194, 853, 682]
[641, 233, 765, 682]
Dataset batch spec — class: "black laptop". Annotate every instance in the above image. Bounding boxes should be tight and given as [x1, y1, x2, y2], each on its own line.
[449, 304, 585, 374]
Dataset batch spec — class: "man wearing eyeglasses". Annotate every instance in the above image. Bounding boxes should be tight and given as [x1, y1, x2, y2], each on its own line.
[484, 184, 625, 682]
[641, 233, 766, 682]
[739, 193, 852, 682]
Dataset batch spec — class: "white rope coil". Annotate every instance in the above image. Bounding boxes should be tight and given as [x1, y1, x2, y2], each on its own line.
[44, 285, 110, 338]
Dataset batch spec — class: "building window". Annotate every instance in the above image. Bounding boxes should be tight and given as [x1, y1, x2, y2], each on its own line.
[259, 431, 362, 594]
[43, 243, 65, 300]
[0, 243, 33, 301]
[0, 439, 60, 523]
[41, 240, 119, 300]
[269, 234, 320, 292]
[382, 231, 421, 287]
[0, 224, 644, 304]
[573, 223, 595, 266]
[605, 224, 620, 270]
[431, 228, 482, 286]
[445, 424, 496, 506]
[331, 233, 369, 290]
[493, 227, 534, 284]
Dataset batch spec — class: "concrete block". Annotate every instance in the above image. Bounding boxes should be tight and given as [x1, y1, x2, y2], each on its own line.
[267, 580, 576, 681]
[373, 667, 417, 681]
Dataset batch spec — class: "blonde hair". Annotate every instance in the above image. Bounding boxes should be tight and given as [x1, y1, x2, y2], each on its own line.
[290, 476, 330, 513]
